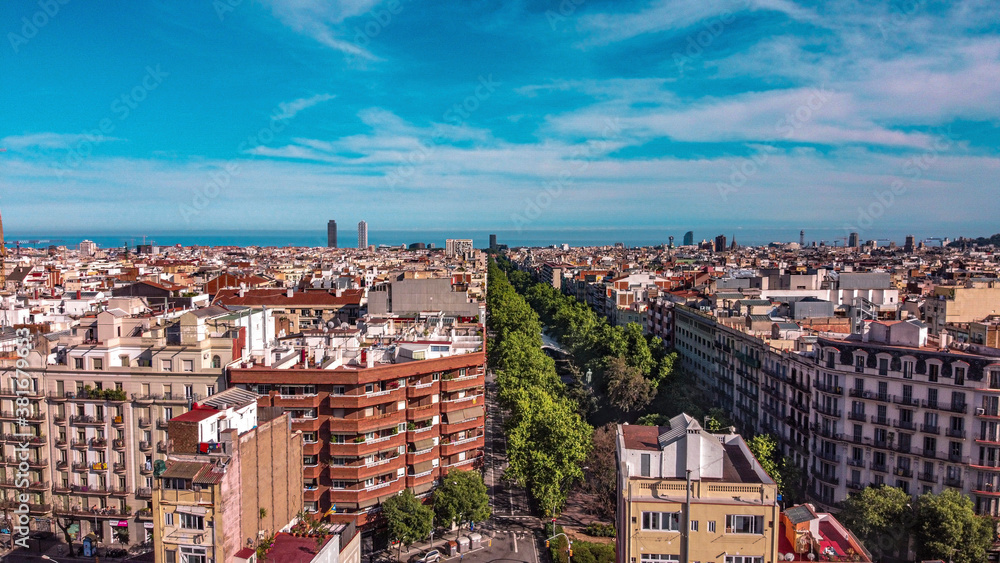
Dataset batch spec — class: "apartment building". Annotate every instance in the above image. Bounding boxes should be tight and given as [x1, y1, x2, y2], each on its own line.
[0, 306, 268, 545]
[152, 388, 303, 563]
[616, 414, 780, 563]
[227, 320, 486, 537]
[924, 280, 1000, 334]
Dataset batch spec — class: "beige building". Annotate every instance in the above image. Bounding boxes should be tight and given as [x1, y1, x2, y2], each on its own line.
[924, 281, 1000, 334]
[0, 305, 270, 548]
[616, 414, 780, 563]
[152, 388, 304, 563]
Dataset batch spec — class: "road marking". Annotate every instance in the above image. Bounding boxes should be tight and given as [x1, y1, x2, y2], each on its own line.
[512, 531, 518, 553]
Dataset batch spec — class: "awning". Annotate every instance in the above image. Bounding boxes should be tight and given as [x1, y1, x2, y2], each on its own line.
[445, 406, 483, 424]
[412, 461, 434, 474]
[414, 438, 435, 451]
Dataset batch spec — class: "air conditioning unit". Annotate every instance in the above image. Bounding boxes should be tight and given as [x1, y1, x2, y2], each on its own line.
[977, 408, 986, 416]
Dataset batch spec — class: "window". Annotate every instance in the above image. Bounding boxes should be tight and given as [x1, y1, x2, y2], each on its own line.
[332, 386, 345, 396]
[641, 511, 680, 531]
[180, 546, 207, 563]
[690, 520, 698, 532]
[332, 480, 349, 489]
[641, 556, 680, 562]
[432, 372, 441, 381]
[162, 360, 172, 372]
[459, 368, 467, 377]
[725, 558, 763, 563]
[163, 479, 187, 490]
[206, 386, 214, 396]
[929, 363, 939, 382]
[120, 355, 130, 367]
[707, 521, 716, 533]
[302, 432, 317, 443]
[93, 358, 104, 370]
[211, 356, 221, 369]
[164, 513, 174, 526]
[903, 361, 913, 379]
[185, 385, 193, 399]
[725, 515, 764, 534]
[179, 513, 204, 530]
[955, 367, 966, 385]
[165, 552, 176, 563]
[182, 360, 194, 372]
[640, 454, 651, 477]
[74, 358, 83, 369]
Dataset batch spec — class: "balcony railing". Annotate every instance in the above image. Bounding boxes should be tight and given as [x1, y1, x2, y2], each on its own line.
[871, 415, 890, 426]
[894, 419, 917, 431]
[848, 411, 866, 422]
[69, 415, 105, 425]
[944, 476, 963, 488]
[920, 424, 940, 435]
[945, 428, 967, 439]
[918, 472, 937, 483]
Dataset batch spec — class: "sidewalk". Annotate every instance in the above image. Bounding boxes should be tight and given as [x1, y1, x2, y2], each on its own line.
[390, 530, 499, 562]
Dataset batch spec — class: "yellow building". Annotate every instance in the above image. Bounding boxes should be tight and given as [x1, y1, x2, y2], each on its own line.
[925, 281, 1000, 334]
[616, 414, 780, 563]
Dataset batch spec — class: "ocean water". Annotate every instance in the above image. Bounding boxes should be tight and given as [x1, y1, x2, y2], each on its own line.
[4, 227, 952, 250]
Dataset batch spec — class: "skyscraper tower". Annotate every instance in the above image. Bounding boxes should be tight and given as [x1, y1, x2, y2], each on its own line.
[904, 234, 915, 253]
[489, 234, 497, 250]
[714, 234, 727, 252]
[848, 232, 860, 248]
[683, 231, 694, 246]
[358, 221, 368, 249]
[800, 230, 805, 246]
[327, 220, 338, 248]
[668, 236, 674, 249]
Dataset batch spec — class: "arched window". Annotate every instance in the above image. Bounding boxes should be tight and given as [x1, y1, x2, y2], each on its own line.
[211, 356, 221, 369]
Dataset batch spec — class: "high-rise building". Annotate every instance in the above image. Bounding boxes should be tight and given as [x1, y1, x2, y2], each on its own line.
[800, 230, 805, 246]
[682, 231, 694, 246]
[328, 220, 338, 248]
[848, 231, 859, 248]
[489, 234, 497, 250]
[445, 239, 473, 257]
[713, 234, 727, 252]
[904, 234, 915, 253]
[357, 221, 368, 249]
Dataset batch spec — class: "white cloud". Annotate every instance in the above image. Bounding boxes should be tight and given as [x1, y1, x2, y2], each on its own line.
[274, 93, 337, 121]
[1, 133, 123, 151]
[259, 0, 383, 59]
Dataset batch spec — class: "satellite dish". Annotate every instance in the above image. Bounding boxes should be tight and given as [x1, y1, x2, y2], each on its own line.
[785, 554, 795, 561]
[807, 554, 816, 561]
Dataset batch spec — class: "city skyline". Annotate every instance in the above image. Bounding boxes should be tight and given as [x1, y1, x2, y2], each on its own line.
[2, 2, 998, 235]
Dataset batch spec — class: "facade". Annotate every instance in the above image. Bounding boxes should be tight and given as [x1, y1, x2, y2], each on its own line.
[358, 222, 368, 250]
[616, 414, 780, 563]
[328, 221, 338, 249]
[924, 281, 1000, 334]
[366, 278, 483, 319]
[0, 306, 267, 547]
[152, 388, 304, 563]
[227, 321, 486, 535]
[444, 239, 473, 258]
[848, 232, 859, 248]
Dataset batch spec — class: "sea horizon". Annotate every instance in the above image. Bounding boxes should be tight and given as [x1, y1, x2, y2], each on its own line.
[2, 226, 975, 250]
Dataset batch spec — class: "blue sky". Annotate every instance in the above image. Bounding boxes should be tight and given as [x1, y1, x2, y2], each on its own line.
[1, 0, 998, 237]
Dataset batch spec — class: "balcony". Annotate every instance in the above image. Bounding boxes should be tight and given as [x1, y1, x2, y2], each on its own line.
[948, 453, 969, 464]
[70, 439, 88, 450]
[893, 395, 920, 408]
[944, 476, 964, 488]
[440, 373, 485, 393]
[0, 387, 42, 398]
[157, 441, 168, 453]
[138, 417, 151, 428]
[0, 411, 45, 422]
[272, 392, 324, 409]
[327, 454, 405, 481]
[811, 468, 839, 486]
[948, 403, 968, 414]
[329, 387, 407, 410]
[9, 434, 47, 446]
[893, 419, 917, 431]
[54, 505, 131, 519]
[895, 443, 911, 454]
[112, 439, 126, 450]
[113, 462, 126, 473]
[111, 415, 125, 426]
[813, 402, 842, 418]
[406, 381, 439, 399]
[440, 435, 485, 457]
[847, 411, 866, 422]
[328, 410, 405, 434]
[328, 476, 405, 505]
[89, 438, 108, 448]
[140, 463, 153, 475]
[0, 479, 48, 490]
[139, 441, 151, 452]
[329, 432, 405, 458]
[133, 487, 151, 499]
[69, 415, 105, 426]
[922, 448, 938, 459]
[945, 428, 967, 439]
[973, 487, 1000, 497]
[846, 458, 865, 468]
[918, 472, 937, 483]
[920, 424, 940, 435]
[136, 508, 153, 520]
[813, 381, 844, 396]
[870, 462, 888, 473]
[870, 415, 890, 426]
[156, 419, 169, 430]
[814, 450, 841, 464]
[846, 480, 864, 490]
[893, 467, 913, 478]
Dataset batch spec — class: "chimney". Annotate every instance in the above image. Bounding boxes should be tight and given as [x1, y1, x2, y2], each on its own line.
[238, 287, 245, 298]
[286, 288, 293, 298]
[76, 290, 81, 300]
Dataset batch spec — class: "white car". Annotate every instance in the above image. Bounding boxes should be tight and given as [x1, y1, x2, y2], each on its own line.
[414, 549, 442, 563]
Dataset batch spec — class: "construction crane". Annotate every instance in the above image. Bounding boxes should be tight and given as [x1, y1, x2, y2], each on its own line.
[9, 239, 66, 249]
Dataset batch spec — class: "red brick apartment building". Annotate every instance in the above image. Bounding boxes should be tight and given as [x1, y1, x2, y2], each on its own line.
[228, 321, 486, 531]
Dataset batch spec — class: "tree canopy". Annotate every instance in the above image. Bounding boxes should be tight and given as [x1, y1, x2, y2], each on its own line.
[432, 469, 491, 530]
[914, 488, 994, 563]
[383, 490, 434, 550]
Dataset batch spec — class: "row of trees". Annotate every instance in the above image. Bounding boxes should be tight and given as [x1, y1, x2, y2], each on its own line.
[839, 485, 995, 563]
[487, 259, 593, 516]
[382, 469, 491, 554]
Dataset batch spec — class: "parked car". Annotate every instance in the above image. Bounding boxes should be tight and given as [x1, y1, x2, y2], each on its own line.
[412, 549, 442, 563]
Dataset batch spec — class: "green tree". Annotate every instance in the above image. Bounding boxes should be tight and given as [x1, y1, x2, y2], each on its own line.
[915, 488, 994, 563]
[586, 424, 618, 519]
[505, 387, 593, 516]
[433, 469, 491, 531]
[703, 408, 731, 432]
[636, 413, 669, 426]
[383, 490, 434, 555]
[839, 485, 912, 558]
[604, 356, 655, 415]
[746, 434, 783, 492]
